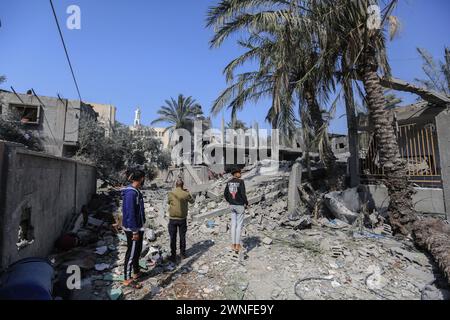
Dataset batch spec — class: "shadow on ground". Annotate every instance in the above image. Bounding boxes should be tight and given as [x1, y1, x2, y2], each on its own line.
[139, 239, 214, 300]
[243, 236, 261, 254]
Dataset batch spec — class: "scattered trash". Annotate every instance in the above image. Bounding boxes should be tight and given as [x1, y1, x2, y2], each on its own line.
[353, 230, 385, 240]
[95, 246, 108, 255]
[95, 263, 110, 271]
[108, 288, 123, 300]
[103, 274, 124, 282]
[206, 220, 216, 229]
[117, 234, 127, 243]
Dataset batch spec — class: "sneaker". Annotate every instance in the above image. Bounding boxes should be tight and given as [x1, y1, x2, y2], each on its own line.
[168, 255, 177, 263]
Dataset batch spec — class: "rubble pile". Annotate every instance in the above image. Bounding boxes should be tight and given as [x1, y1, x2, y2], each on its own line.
[48, 162, 449, 300]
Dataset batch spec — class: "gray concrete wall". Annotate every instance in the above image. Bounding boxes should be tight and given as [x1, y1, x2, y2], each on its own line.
[0, 141, 96, 270]
[435, 108, 450, 220]
[0, 91, 85, 157]
[361, 184, 446, 216]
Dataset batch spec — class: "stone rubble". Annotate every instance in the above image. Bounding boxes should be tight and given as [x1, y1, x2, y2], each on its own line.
[48, 164, 449, 300]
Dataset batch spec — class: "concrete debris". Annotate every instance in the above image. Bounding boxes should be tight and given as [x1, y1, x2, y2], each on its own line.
[323, 189, 360, 224]
[390, 247, 431, 267]
[145, 229, 157, 242]
[366, 265, 387, 290]
[43, 161, 449, 301]
[421, 284, 450, 300]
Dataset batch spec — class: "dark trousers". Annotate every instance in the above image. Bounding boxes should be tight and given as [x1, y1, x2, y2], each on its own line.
[168, 219, 187, 256]
[124, 230, 144, 280]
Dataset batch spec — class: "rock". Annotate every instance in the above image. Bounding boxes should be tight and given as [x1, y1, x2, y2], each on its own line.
[145, 229, 156, 242]
[295, 216, 312, 230]
[404, 266, 435, 289]
[366, 265, 387, 290]
[239, 281, 249, 291]
[262, 237, 273, 245]
[271, 288, 281, 299]
[331, 280, 341, 288]
[108, 288, 123, 300]
[323, 188, 361, 224]
[196, 195, 206, 203]
[390, 247, 430, 267]
[421, 284, 450, 300]
[197, 265, 209, 275]
[207, 201, 218, 210]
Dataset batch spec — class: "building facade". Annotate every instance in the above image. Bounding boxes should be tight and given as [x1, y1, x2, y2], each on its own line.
[0, 90, 97, 157]
[88, 102, 116, 136]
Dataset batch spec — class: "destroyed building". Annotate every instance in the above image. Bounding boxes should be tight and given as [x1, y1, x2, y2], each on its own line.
[0, 89, 97, 157]
[88, 102, 117, 137]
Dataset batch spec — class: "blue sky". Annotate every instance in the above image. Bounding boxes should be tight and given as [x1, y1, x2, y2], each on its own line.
[0, 0, 449, 134]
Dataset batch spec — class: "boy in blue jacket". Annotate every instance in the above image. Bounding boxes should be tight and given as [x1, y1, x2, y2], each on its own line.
[122, 170, 146, 289]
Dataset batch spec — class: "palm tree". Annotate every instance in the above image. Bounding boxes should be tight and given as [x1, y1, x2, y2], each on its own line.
[415, 47, 450, 96]
[305, 0, 418, 233]
[207, 0, 338, 171]
[151, 94, 203, 134]
[208, 0, 450, 284]
[226, 119, 248, 131]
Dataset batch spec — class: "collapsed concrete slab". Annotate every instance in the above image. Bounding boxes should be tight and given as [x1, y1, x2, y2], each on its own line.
[194, 195, 264, 221]
[323, 188, 362, 224]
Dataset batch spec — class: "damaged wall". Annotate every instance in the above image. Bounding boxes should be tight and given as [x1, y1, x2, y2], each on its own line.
[0, 141, 97, 270]
[360, 184, 446, 216]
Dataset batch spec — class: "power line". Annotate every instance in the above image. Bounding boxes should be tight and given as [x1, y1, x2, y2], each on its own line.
[49, 0, 82, 101]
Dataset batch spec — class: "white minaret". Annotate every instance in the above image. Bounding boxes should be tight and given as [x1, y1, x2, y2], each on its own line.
[134, 107, 141, 127]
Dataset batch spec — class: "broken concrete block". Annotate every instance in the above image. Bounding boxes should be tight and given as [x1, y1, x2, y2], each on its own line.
[421, 284, 450, 300]
[390, 247, 430, 267]
[207, 190, 220, 201]
[145, 229, 156, 242]
[366, 265, 387, 290]
[207, 201, 218, 210]
[296, 216, 312, 230]
[262, 237, 273, 245]
[195, 207, 231, 221]
[324, 189, 360, 224]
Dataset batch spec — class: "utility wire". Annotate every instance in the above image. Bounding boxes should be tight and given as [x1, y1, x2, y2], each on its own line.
[49, 0, 82, 101]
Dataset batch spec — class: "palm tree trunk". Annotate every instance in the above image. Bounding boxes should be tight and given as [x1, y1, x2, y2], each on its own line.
[361, 49, 417, 235]
[362, 49, 450, 284]
[342, 63, 360, 188]
[304, 90, 337, 175]
[413, 218, 450, 283]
